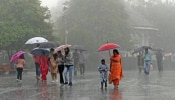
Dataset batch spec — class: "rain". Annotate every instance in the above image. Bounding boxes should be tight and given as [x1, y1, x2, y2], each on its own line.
[0, 0, 175, 100]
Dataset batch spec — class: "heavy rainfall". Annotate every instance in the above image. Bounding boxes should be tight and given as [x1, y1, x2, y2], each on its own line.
[0, 0, 175, 100]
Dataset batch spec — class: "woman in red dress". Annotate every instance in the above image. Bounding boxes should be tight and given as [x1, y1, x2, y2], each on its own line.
[40, 51, 49, 81]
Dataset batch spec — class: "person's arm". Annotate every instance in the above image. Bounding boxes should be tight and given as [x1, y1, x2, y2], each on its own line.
[66, 52, 73, 61]
[98, 65, 102, 73]
[106, 64, 109, 72]
[23, 60, 26, 66]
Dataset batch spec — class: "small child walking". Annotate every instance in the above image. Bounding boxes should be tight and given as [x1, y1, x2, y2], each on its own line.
[98, 59, 108, 89]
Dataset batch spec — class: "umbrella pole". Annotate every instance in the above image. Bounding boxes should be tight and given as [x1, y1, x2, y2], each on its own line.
[109, 50, 111, 57]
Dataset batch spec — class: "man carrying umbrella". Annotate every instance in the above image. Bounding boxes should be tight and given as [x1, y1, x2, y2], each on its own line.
[73, 50, 79, 76]
[33, 55, 41, 80]
[143, 48, 152, 75]
[155, 49, 164, 72]
[79, 51, 86, 75]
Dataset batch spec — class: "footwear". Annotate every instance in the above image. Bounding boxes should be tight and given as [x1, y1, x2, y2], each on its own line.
[60, 82, 64, 84]
[36, 76, 40, 80]
[64, 82, 68, 85]
[114, 86, 118, 89]
[101, 82, 103, 89]
[16, 79, 19, 82]
[104, 81, 107, 87]
[68, 82, 72, 86]
[55, 80, 58, 82]
[51, 80, 55, 83]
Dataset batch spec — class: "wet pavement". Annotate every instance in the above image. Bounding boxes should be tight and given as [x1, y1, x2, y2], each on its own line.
[0, 70, 175, 100]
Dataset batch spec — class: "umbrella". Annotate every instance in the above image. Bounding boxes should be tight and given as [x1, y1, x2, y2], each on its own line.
[132, 46, 152, 54]
[30, 48, 50, 56]
[71, 45, 87, 51]
[54, 44, 71, 54]
[39, 41, 60, 48]
[25, 37, 48, 44]
[152, 48, 163, 52]
[10, 51, 25, 62]
[97, 43, 120, 52]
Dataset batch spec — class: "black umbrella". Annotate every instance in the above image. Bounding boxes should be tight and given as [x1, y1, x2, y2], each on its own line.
[132, 46, 152, 54]
[30, 48, 50, 56]
[71, 45, 87, 51]
[39, 41, 59, 48]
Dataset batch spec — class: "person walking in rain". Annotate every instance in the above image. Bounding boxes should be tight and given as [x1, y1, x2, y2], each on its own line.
[64, 47, 74, 86]
[137, 51, 144, 72]
[48, 48, 58, 83]
[40, 51, 49, 81]
[56, 50, 65, 84]
[79, 51, 86, 75]
[109, 49, 123, 89]
[156, 49, 163, 71]
[16, 54, 25, 82]
[73, 50, 79, 76]
[143, 48, 152, 75]
[33, 55, 41, 80]
[98, 59, 108, 89]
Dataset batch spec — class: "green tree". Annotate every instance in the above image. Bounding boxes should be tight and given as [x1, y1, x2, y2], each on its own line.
[55, 0, 132, 51]
[0, 0, 53, 58]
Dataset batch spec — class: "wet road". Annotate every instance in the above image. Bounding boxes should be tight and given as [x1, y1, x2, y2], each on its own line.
[0, 70, 175, 100]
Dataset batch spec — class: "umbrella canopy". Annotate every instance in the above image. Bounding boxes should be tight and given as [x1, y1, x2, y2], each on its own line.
[10, 51, 25, 62]
[39, 41, 60, 48]
[30, 48, 50, 56]
[25, 37, 48, 44]
[152, 48, 163, 52]
[132, 46, 152, 54]
[54, 44, 71, 54]
[98, 43, 120, 52]
[71, 45, 87, 51]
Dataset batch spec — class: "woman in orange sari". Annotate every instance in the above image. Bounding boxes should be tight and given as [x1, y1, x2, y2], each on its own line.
[109, 49, 123, 89]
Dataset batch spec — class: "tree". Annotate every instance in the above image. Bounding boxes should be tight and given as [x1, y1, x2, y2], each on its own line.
[55, 0, 132, 51]
[0, 0, 53, 59]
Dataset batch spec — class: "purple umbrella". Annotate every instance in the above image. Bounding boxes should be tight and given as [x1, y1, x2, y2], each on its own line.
[10, 51, 25, 62]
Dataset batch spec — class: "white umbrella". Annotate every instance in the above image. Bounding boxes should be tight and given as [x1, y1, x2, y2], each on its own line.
[25, 37, 48, 44]
[54, 44, 71, 54]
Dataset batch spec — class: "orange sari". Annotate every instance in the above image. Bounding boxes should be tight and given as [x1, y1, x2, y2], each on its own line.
[109, 54, 123, 86]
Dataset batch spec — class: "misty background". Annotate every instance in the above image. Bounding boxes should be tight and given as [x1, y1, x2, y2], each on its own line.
[1, 0, 175, 71]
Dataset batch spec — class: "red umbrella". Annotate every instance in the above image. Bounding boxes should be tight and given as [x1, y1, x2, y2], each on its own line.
[98, 43, 120, 52]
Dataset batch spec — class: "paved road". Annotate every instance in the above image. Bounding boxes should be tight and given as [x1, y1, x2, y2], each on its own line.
[0, 70, 174, 100]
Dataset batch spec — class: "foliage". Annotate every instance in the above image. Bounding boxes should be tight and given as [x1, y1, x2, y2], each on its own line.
[55, 0, 132, 51]
[0, 0, 53, 58]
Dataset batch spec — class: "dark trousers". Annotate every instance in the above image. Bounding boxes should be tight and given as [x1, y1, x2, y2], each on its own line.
[16, 68, 23, 80]
[79, 64, 85, 75]
[35, 63, 40, 77]
[58, 65, 64, 84]
[157, 60, 163, 71]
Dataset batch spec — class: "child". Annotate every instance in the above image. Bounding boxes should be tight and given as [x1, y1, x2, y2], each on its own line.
[16, 54, 25, 82]
[98, 59, 108, 89]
